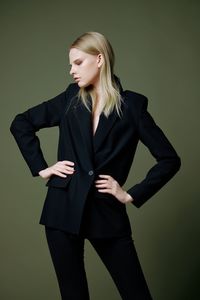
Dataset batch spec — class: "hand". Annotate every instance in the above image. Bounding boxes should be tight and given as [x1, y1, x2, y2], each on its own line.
[95, 174, 134, 204]
[38, 160, 75, 180]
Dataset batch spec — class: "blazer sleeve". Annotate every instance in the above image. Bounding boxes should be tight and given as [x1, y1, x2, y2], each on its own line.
[126, 96, 181, 208]
[10, 84, 74, 177]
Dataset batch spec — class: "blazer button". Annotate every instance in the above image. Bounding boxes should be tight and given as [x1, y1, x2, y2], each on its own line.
[88, 170, 94, 176]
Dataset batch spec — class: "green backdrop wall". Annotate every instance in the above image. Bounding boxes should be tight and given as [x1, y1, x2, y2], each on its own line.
[1, 1, 199, 299]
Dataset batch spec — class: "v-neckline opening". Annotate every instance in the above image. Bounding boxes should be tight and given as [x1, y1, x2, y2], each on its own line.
[92, 113, 102, 138]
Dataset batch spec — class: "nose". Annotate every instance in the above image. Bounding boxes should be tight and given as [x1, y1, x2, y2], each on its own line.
[69, 65, 75, 76]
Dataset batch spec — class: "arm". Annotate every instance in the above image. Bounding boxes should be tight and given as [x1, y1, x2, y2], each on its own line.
[126, 96, 181, 207]
[10, 84, 73, 176]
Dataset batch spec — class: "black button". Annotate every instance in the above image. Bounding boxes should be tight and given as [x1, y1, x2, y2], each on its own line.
[88, 170, 94, 176]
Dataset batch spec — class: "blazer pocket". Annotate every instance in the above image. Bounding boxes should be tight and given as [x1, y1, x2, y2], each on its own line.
[46, 174, 73, 188]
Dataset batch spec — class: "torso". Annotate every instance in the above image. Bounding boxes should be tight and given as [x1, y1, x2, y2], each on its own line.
[92, 98, 104, 136]
[92, 112, 100, 136]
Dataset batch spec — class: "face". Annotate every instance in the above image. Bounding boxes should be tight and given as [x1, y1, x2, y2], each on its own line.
[69, 48, 103, 88]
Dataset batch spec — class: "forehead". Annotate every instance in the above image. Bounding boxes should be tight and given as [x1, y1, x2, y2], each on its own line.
[69, 48, 97, 64]
[69, 48, 87, 61]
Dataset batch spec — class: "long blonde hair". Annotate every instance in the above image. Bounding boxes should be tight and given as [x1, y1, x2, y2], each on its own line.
[69, 32, 124, 118]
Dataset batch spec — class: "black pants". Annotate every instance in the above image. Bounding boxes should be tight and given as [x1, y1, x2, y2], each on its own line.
[45, 226, 153, 300]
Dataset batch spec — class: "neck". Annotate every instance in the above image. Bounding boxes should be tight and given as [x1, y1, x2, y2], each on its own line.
[93, 83, 101, 97]
[92, 82, 103, 103]
[91, 88, 105, 115]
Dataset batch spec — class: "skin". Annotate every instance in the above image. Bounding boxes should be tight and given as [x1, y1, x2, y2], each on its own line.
[39, 48, 133, 204]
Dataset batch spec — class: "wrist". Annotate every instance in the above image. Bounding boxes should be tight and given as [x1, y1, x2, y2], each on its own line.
[39, 169, 45, 176]
[125, 192, 134, 203]
[39, 168, 49, 179]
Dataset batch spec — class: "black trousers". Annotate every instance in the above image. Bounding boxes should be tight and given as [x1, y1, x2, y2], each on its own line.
[45, 226, 153, 300]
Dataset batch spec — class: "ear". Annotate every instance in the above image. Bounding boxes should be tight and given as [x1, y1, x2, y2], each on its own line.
[97, 53, 104, 68]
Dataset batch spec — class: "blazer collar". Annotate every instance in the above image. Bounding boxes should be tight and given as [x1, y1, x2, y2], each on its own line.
[67, 76, 123, 159]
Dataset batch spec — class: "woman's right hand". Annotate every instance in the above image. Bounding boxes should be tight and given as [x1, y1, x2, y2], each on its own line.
[38, 160, 75, 180]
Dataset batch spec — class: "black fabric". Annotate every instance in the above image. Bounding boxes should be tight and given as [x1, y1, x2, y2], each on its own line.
[45, 226, 153, 300]
[10, 81, 181, 235]
[79, 186, 132, 238]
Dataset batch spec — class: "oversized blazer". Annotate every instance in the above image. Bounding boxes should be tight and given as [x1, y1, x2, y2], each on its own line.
[10, 78, 181, 237]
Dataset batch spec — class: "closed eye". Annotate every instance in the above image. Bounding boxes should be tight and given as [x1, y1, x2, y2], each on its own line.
[75, 60, 82, 65]
[69, 59, 83, 67]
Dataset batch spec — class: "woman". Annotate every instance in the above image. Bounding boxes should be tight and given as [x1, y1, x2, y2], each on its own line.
[10, 32, 181, 300]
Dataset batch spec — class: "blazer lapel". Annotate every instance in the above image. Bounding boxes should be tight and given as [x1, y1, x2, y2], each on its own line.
[67, 86, 121, 161]
[93, 75, 124, 152]
[93, 110, 119, 153]
[74, 99, 94, 158]
[66, 95, 94, 168]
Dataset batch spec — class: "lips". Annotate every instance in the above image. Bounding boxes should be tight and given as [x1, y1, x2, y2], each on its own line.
[74, 77, 80, 82]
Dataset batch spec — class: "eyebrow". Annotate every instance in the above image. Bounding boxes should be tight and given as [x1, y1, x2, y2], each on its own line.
[69, 58, 82, 66]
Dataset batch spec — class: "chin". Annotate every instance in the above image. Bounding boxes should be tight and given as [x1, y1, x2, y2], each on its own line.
[77, 81, 90, 88]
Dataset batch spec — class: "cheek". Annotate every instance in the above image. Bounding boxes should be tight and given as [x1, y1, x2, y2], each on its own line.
[78, 61, 99, 86]
[86, 65, 99, 80]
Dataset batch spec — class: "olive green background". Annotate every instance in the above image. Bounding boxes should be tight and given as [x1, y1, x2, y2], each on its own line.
[1, 1, 199, 299]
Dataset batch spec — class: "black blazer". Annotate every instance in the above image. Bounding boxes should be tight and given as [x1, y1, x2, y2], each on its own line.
[10, 79, 181, 237]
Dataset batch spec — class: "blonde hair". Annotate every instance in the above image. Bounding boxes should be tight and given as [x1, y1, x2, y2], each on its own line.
[69, 32, 124, 118]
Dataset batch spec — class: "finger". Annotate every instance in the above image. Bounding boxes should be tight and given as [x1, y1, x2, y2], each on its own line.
[95, 179, 108, 184]
[52, 170, 67, 178]
[96, 184, 108, 188]
[56, 161, 74, 167]
[58, 167, 74, 173]
[95, 180, 109, 185]
[98, 188, 112, 193]
[61, 160, 75, 166]
[54, 165, 75, 173]
[98, 174, 110, 179]
[53, 167, 74, 176]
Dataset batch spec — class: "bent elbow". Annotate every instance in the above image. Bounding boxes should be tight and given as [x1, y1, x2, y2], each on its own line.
[171, 155, 181, 174]
[10, 113, 27, 134]
[10, 114, 25, 138]
[10, 117, 17, 135]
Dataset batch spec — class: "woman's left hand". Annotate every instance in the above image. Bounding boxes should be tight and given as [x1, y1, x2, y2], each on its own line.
[95, 174, 134, 204]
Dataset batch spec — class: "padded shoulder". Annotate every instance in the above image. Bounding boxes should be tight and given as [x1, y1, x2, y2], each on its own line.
[122, 90, 148, 124]
[123, 90, 148, 108]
